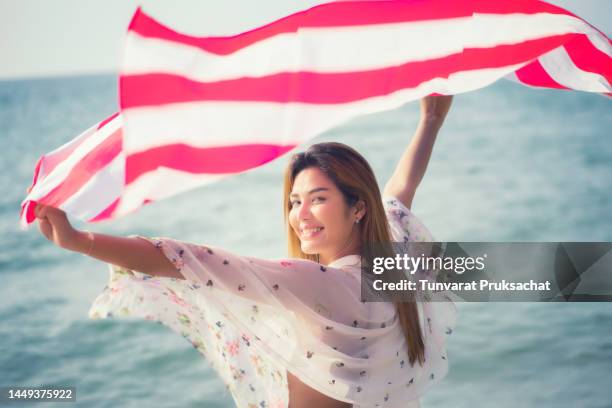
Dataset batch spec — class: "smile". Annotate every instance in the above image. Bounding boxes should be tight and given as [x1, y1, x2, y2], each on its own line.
[301, 227, 324, 239]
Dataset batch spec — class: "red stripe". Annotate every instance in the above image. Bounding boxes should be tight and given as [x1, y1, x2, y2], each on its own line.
[563, 35, 612, 83]
[27, 157, 44, 193]
[129, 0, 577, 56]
[38, 129, 123, 208]
[21, 200, 38, 225]
[125, 143, 297, 185]
[89, 197, 120, 222]
[514, 60, 568, 89]
[97, 112, 120, 130]
[129, 3, 472, 56]
[121, 34, 576, 108]
[89, 197, 157, 223]
[37, 128, 96, 179]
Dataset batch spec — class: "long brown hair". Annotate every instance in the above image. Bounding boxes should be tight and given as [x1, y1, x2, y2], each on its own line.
[282, 142, 425, 366]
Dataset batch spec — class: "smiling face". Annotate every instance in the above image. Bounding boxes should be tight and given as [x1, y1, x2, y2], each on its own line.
[288, 167, 365, 265]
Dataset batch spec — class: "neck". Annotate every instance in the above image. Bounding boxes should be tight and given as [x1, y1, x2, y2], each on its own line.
[319, 230, 361, 266]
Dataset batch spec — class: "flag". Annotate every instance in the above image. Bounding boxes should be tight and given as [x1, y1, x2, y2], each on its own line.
[21, 0, 611, 227]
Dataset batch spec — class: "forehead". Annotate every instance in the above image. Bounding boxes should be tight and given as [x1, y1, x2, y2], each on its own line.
[291, 167, 336, 193]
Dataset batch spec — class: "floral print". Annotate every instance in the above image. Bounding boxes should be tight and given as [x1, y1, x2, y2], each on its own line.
[88, 195, 456, 408]
[90, 266, 289, 406]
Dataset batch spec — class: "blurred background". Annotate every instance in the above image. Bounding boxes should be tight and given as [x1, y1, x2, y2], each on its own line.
[1, 1, 611, 407]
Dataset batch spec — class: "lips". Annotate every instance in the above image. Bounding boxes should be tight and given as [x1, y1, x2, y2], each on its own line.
[300, 226, 324, 239]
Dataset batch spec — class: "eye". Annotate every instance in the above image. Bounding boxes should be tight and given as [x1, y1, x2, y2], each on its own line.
[290, 196, 325, 208]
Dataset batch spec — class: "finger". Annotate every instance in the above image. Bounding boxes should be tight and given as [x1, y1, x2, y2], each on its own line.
[45, 205, 67, 219]
[37, 217, 49, 230]
[37, 217, 52, 240]
[34, 203, 48, 219]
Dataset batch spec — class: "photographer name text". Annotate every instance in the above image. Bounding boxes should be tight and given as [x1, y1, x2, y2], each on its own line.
[372, 279, 551, 292]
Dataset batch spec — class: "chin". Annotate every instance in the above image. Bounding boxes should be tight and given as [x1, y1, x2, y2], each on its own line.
[300, 245, 318, 255]
[300, 241, 321, 255]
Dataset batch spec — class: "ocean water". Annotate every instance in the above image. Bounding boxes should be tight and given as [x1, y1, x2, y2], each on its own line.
[1, 74, 611, 407]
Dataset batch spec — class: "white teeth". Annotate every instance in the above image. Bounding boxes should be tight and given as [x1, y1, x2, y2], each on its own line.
[302, 227, 323, 235]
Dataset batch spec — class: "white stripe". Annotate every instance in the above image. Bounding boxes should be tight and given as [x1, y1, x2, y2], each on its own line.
[59, 153, 125, 220]
[26, 116, 123, 202]
[123, 102, 306, 152]
[115, 169, 228, 216]
[539, 46, 611, 92]
[122, 13, 600, 82]
[123, 62, 528, 153]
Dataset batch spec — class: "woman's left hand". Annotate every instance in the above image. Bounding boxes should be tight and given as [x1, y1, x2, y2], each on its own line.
[420, 94, 454, 124]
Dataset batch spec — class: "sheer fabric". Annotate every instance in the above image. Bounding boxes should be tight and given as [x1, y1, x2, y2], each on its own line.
[89, 195, 457, 407]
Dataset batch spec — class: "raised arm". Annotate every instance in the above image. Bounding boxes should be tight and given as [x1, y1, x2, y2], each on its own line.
[383, 95, 453, 209]
[34, 204, 179, 278]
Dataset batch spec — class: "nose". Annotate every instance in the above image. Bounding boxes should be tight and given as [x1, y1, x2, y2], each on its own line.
[297, 200, 313, 221]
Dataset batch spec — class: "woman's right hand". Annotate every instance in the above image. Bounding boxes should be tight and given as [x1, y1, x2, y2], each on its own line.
[35, 203, 85, 252]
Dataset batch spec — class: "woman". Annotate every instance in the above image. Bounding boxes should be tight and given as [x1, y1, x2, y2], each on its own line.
[34, 95, 456, 408]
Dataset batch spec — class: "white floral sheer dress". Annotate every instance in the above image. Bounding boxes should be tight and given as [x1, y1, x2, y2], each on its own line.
[89, 195, 457, 408]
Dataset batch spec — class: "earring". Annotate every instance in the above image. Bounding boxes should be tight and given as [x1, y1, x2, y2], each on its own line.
[355, 218, 360, 224]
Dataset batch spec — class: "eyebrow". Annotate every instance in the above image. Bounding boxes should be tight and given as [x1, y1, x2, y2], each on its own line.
[289, 187, 330, 198]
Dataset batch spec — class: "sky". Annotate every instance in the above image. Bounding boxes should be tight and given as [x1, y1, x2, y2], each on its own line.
[0, 0, 610, 80]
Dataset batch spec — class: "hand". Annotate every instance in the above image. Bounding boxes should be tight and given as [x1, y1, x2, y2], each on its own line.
[419, 94, 454, 124]
[34, 203, 84, 251]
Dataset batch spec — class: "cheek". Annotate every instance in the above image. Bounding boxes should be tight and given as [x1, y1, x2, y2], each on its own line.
[316, 206, 348, 236]
[288, 209, 305, 237]
[288, 210, 298, 231]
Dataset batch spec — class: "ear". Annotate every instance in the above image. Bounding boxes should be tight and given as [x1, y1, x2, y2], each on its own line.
[353, 199, 367, 219]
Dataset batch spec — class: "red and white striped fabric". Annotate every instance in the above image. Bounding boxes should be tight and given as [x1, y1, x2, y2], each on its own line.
[20, 0, 611, 227]
[21, 113, 124, 226]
